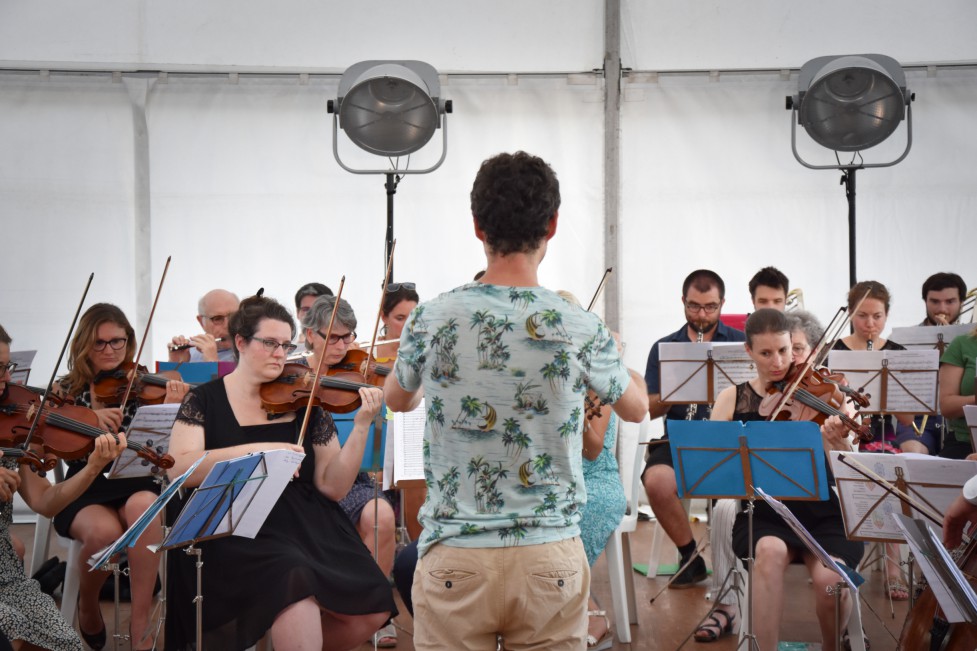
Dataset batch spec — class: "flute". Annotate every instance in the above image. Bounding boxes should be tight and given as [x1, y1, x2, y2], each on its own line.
[169, 337, 224, 352]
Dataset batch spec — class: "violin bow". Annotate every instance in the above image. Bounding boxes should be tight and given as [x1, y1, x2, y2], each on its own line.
[586, 267, 613, 313]
[119, 256, 172, 410]
[20, 273, 95, 454]
[297, 276, 345, 448]
[364, 239, 397, 380]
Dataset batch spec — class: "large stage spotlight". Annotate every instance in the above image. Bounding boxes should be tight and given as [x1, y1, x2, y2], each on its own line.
[328, 60, 452, 277]
[786, 54, 914, 286]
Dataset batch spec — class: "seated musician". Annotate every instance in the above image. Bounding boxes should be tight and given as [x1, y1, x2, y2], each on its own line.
[0, 324, 128, 651]
[709, 309, 862, 651]
[52, 303, 187, 651]
[166, 294, 394, 651]
[374, 282, 419, 362]
[748, 266, 789, 311]
[939, 325, 977, 460]
[293, 282, 333, 346]
[299, 294, 398, 647]
[167, 288, 239, 363]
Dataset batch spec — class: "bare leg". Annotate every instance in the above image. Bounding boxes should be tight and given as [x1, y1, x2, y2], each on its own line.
[586, 595, 609, 643]
[69, 505, 123, 640]
[804, 554, 852, 651]
[121, 492, 162, 650]
[271, 598, 323, 651]
[642, 466, 693, 547]
[321, 608, 390, 650]
[356, 498, 396, 575]
[751, 536, 794, 651]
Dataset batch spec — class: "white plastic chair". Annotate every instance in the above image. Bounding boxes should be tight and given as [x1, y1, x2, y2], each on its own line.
[30, 510, 83, 622]
[602, 416, 650, 644]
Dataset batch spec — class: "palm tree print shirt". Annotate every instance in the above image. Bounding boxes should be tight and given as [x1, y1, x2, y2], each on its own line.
[393, 283, 631, 557]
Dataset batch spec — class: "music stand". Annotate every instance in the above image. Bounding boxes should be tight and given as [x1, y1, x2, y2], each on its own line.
[668, 419, 829, 651]
[965, 405, 977, 453]
[659, 342, 756, 407]
[827, 348, 939, 417]
[160, 449, 303, 650]
[890, 324, 973, 356]
[108, 403, 179, 479]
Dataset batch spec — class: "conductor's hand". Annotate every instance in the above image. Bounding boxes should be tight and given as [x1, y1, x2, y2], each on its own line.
[85, 432, 128, 471]
[353, 387, 385, 428]
[0, 467, 21, 503]
[944, 493, 977, 549]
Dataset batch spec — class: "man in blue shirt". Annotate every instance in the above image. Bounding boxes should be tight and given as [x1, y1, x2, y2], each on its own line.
[642, 269, 745, 587]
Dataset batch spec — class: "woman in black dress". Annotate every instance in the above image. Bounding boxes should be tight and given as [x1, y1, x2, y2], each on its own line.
[53, 303, 187, 650]
[711, 309, 862, 651]
[167, 294, 393, 651]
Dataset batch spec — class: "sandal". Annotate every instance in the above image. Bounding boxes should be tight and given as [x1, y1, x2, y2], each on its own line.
[886, 579, 909, 601]
[374, 623, 397, 648]
[586, 610, 613, 651]
[694, 608, 735, 643]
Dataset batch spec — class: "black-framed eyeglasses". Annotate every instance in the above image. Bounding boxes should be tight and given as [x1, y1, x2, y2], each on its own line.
[202, 313, 232, 325]
[249, 337, 298, 355]
[386, 282, 416, 293]
[0, 362, 18, 376]
[684, 302, 721, 314]
[317, 330, 357, 346]
[93, 337, 128, 352]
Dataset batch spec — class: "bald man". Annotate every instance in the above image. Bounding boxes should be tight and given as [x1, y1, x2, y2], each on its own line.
[168, 289, 239, 363]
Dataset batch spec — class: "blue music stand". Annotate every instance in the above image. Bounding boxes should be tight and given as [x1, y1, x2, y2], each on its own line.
[667, 419, 829, 651]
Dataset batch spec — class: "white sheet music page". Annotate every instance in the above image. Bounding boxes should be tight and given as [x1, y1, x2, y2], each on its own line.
[659, 343, 710, 403]
[827, 349, 938, 413]
[109, 403, 180, 479]
[394, 398, 426, 484]
[890, 324, 973, 349]
[230, 448, 306, 539]
[710, 342, 755, 395]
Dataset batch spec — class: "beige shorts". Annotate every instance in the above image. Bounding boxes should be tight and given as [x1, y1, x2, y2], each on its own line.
[412, 537, 590, 651]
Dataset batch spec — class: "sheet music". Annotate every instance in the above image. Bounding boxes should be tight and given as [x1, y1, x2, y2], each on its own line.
[892, 514, 977, 624]
[756, 487, 863, 593]
[230, 448, 306, 538]
[829, 451, 977, 541]
[108, 403, 179, 479]
[827, 349, 939, 413]
[890, 324, 973, 349]
[393, 398, 426, 484]
[965, 405, 977, 450]
[8, 350, 35, 385]
[660, 342, 751, 403]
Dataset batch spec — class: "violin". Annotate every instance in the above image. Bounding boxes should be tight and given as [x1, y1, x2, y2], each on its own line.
[328, 349, 390, 387]
[759, 364, 873, 442]
[92, 361, 189, 407]
[260, 362, 376, 415]
[0, 384, 174, 471]
[898, 537, 977, 649]
[0, 446, 57, 474]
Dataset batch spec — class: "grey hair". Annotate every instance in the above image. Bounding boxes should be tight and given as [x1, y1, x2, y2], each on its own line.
[785, 310, 824, 349]
[301, 295, 357, 350]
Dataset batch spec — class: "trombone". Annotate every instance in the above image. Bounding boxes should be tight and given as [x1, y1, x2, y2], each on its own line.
[785, 288, 805, 312]
[959, 287, 977, 323]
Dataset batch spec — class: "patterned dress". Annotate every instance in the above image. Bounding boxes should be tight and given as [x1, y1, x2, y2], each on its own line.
[580, 413, 626, 566]
[0, 459, 82, 650]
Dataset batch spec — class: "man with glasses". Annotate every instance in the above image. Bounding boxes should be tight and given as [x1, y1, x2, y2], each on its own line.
[642, 269, 745, 587]
[168, 288, 239, 363]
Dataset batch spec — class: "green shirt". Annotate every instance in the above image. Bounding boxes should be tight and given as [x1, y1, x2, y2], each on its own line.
[941, 333, 977, 443]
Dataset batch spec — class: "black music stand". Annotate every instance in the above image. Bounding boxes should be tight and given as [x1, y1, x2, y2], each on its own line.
[668, 419, 829, 651]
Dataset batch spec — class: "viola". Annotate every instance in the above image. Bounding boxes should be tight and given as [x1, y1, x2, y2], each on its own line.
[758, 364, 873, 442]
[898, 537, 977, 649]
[0, 384, 174, 471]
[260, 362, 376, 415]
[92, 361, 190, 407]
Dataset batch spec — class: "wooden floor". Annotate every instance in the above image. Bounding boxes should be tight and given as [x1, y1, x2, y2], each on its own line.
[17, 519, 911, 650]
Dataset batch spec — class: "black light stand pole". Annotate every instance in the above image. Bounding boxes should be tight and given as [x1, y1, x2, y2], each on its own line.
[385, 172, 399, 282]
[841, 167, 859, 289]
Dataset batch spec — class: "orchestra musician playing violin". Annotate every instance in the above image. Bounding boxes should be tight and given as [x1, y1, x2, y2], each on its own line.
[0, 324, 131, 651]
[166, 294, 393, 651]
[51, 303, 187, 651]
[297, 294, 397, 647]
[712, 309, 863, 651]
[167, 288, 239, 363]
[293, 283, 333, 345]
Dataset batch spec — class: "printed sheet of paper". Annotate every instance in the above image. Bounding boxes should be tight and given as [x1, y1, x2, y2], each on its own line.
[829, 451, 977, 541]
[229, 448, 306, 539]
[965, 405, 977, 450]
[756, 487, 863, 592]
[892, 514, 977, 624]
[108, 403, 180, 479]
[393, 398, 426, 485]
[827, 349, 939, 414]
[890, 324, 973, 350]
[8, 350, 35, 386]
[659, 342, 752, 404]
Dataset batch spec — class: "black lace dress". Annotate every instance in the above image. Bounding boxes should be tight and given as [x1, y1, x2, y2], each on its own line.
[730, 383, 865, 569]
[164, 379, 396, 651]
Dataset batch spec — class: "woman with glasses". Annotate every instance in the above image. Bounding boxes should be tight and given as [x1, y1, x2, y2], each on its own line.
[166, 294, 393, 651]
[0, 323, 128, 651]
[298, 295, 397, 647]
[52, 303, 188, 650]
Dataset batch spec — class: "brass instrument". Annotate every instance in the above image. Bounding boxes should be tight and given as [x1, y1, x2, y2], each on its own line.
[685, 330, 704, 420]
[785, 288, 805, 312]
[959, 287, 977, 324]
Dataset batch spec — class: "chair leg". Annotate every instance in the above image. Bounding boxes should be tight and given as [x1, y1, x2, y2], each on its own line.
[60, 538, 83, 623]
[623, 532, 637, 626]
[605, 529, 632, 644]
[29, 515, 53, 577]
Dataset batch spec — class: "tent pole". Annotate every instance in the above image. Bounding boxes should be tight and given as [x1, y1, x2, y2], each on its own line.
[603, 0, 622, 332]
